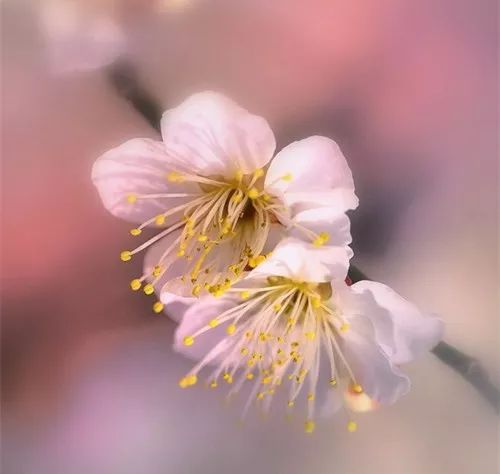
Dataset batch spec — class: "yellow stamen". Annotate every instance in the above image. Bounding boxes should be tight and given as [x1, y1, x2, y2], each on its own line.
[247, 188, 260, 199]
[153, 301, 164, 313]
[143, 283, 154, 295]
[120, 250, 132, 262]
[130, 279, 142, 291]
[130, 228, 142, 236]
[304, 420, 315, 434]
[183, 336, 195, 346]
[347, 421, 358, 432]
[226, 324, 236, 335]
[126, 194, 137, 204]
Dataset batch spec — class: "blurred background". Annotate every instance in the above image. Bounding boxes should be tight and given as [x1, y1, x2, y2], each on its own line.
[1, 0, 498, 473]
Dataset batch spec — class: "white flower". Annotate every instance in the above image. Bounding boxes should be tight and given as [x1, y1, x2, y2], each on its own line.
[92, 92, 358, 313]
[173, 238, 443, 433]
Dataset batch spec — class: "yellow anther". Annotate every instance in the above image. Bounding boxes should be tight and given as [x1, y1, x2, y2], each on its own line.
[258, 333, 268, 342]
[187, 374, 197, 386]
[254, 168, 264, 178]
[247, 187, 260, 199]
[226, 324, 237, 335]
[256, 392, 265, 400]
[351, 383, 363, 394]
[246, 372, 254, 380]
[311, 296, 321, 308]
[313, 231, 330, 247]
[262, 193, 271, 202]
[208, 319, 219, 328]
[245, 331, 253, 339]
[307, 393, 315, 401]
[305, 332, 316, 340]
[304, 420, 315, 434]
[177, 249, 185, 257]
[183, 336, 194, 346]
[153, 301, 164, 313]
[167, 171, 185, 182]
[340, 322, 350, 332]
[223, 373, 233, 384]
[240, 347, 249, 355]
[246, 359, 255, 367]
[231, 193, 242, 204]
[261, 376, 272, 385]
[235, 170, 244, 181]
[240, 291, 251, 300]
[291, 341, 299, 348]
[329, 378, 337, 386]
[126, 194, 137, 204]
[273, 303, 282, 312]
[192, 285, 201, 297]
[143, 283, 155, 295]
[178, 377, 189, 388]
[130, 279, 142, 291]
[155, 214, 166, 225]
[281, 173, 293, 182]
[287, 400, 294, 407]
[197, 234, 208, 242]
[130, 228, 142, 236]
[347, 421, 358, 433]
[120, 250, 132, 262]
[152, 265, 162, 277]
[210, 381, 218, 388]
[248, 255, 266, 268]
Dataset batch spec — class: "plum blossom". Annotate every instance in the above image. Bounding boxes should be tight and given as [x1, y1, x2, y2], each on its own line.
[174, 238, 443, 433]
[92, 92, 358, 314]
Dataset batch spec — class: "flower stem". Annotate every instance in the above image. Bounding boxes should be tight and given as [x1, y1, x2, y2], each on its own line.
[105, 60, 499, 413]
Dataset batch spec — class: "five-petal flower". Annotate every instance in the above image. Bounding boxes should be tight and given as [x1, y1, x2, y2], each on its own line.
[173, 238, 443, 433]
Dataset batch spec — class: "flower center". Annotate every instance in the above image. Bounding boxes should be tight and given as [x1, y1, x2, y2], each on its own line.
[178, 277, 361, 433]
[122, 168, 283, 303]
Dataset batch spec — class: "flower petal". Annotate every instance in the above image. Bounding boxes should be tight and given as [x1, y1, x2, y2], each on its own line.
[265, 136, 358, 214]
[340, 316, 410, 405]
[293, 209, 353, 249]
[92, 138, 200, 224]
[249, 237, 350, 282]
[161, 92, 276, 177]
[348, 281, 443, 364]
[173, 296, 239, 363]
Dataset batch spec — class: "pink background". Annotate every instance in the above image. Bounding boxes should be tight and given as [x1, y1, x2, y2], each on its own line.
[2, 1, 498, 473]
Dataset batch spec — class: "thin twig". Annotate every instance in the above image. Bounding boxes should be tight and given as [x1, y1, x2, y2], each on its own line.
[105, 61, 500, 413]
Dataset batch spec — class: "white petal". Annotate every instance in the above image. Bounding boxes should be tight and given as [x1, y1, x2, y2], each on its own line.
[340, 316, 410, 405]
[92, 138, 201, 224]
[265, 136, 358, 214]
[161, 92, 276, 178]
[249, 237, 350, 282]
[349, 281, 443, 364]
[173, 296, 239, 364]
[293, 209, 353, 248]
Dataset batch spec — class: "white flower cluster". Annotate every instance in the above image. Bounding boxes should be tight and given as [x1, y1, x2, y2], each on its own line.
[92, 92, 443, 433]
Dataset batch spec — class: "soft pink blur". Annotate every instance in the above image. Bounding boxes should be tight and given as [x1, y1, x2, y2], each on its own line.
[2, 1, 498, 473]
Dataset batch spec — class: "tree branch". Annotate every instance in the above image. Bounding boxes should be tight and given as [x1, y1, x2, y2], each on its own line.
[105, 61, 499, 413]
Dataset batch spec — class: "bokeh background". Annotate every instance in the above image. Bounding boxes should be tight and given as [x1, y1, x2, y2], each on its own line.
[1, 0, 498, 473]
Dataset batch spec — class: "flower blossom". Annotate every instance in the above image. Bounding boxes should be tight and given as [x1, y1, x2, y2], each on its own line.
[92, 92, 358, 313]
[174, 238, 443, 433]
